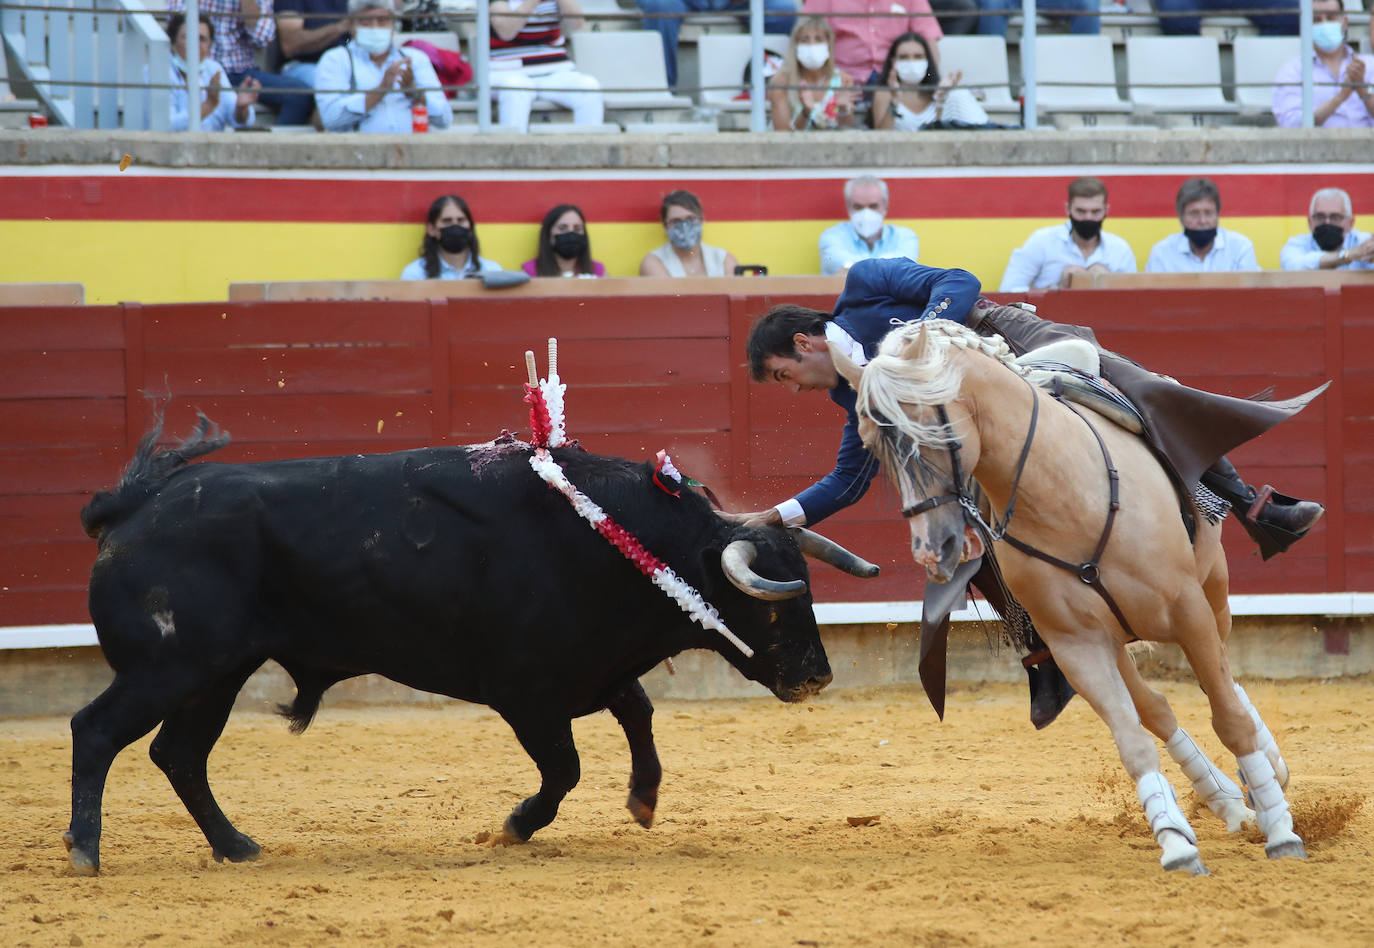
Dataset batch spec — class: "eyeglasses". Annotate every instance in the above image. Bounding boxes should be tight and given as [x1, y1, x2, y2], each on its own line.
[1311, 212, 1347, 225]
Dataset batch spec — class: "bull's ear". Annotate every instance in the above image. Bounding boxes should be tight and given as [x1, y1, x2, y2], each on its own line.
[898, 322, 930, 363]
[832, 346, 864, 390]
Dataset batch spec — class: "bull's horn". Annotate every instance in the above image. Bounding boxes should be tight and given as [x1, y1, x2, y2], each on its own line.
[792, 529, 881, 578]
[721, 540, 808, 601]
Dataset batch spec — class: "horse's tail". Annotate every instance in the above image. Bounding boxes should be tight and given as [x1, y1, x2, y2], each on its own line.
[80, 399, 230, 540]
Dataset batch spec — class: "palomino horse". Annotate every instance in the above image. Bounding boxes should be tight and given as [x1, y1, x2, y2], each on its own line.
[833, 319, 1304, 875]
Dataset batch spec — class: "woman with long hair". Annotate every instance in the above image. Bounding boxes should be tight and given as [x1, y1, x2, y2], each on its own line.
[523, 205, 605, 278]
[638, 190, 739, 277]
[400, 194, 504, 280]
[767, 17, 857, 131]
[871, 32, 987, 130]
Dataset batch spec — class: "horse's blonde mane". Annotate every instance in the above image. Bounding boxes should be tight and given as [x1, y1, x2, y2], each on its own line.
[858, 319, 1019, 448]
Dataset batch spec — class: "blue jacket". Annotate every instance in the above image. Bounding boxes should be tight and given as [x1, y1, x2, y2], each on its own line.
[793, 258, 982, 525]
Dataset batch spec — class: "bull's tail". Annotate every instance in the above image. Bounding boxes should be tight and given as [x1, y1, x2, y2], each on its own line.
[80, 400, 230, 540]
[275, 664, 347, 735]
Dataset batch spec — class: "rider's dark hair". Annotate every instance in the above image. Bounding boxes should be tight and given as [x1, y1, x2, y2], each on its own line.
[746, 304, 832, 382]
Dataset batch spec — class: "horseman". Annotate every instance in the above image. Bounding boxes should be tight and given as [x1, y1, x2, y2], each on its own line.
[728, 257, 1325, 728]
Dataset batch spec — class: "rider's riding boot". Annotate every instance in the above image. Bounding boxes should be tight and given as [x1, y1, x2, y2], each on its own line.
[1024, 644, 1075, 730]
[1200, 456, 1325, 561]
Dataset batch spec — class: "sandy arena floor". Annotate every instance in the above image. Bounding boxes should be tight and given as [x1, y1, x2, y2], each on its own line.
[3, 676, 1370, 947]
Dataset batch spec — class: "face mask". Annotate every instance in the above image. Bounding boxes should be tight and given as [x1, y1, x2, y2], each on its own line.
[850, 208, 884, 240]
[1183, 227, 1217, 249]
[354, 26, 394, 56]
[1070, 217, 1102, 240]
[795, 43, 831, 71]
[1312, 222, 1345, 251]
[552, 231, 588, 260]
[438, 224, 472, 254]
[667, 218, 702, 250]
[1312, 21, 1345, 54]
[894, 59, 929, 85]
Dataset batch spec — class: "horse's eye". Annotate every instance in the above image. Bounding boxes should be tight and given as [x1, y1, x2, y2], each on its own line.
[870, 409, 892, 427]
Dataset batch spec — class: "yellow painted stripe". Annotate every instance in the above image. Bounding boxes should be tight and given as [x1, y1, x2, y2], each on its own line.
[1, 216, 1315, 304]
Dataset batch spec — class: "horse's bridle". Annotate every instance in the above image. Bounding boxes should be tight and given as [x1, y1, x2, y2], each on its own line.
[890, 376, 1139, 642]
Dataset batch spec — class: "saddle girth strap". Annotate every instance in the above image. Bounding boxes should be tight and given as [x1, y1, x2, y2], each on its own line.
[999, 398, 1139, 642]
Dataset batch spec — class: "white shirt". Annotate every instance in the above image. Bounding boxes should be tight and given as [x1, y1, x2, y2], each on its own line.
[999, 221, 1138, 292]
[145, 57, 253, 131]
[315, 41, 453, 133]
[774, 322, 866, 527]
[818, 222, 920, 277]
[399, 254, 503, 280]
[1279, 228, 1374, 271]
[1145, 227, 1260, 273]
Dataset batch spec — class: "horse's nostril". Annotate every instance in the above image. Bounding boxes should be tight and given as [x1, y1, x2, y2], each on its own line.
[939, 532, 960, 563]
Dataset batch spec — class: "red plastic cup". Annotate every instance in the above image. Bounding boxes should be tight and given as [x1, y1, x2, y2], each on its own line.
[411, 103, 428, 134]
[29, 114, 47, 129]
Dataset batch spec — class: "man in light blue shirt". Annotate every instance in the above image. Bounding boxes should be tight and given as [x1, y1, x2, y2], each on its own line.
[1146, 178, 1260, 274]
[1279, 187, 1374, 271]
[314, 0, 452, 133]
[999, 176, 1137, 291]
[817, 175, 920, 276]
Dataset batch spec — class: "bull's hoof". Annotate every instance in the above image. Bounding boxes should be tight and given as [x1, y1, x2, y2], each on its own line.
[495, 815, 531, 846]
[626, 793, 655, 829]
[63, 831, 99, 876]
[1162, 854, 1210, 876]
[211, 834, 261, 864]
[1266, 838, 1307, 860]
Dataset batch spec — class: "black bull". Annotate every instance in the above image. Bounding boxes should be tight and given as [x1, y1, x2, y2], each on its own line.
[66, 416, 876, 874]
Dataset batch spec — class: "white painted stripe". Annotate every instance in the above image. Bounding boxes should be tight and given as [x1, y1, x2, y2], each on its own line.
[4, 164, 1373, 184]
[5, 592, 1371, 650]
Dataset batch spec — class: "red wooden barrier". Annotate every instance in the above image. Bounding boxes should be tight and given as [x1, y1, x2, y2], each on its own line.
[1, 288, 1366, 628]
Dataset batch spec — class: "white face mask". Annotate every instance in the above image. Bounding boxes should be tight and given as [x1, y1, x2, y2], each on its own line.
[354, 26, 394, 56]
[850, 207, 884, 240]
[894, 59, 928, 85]
[795, 43, 831, 71]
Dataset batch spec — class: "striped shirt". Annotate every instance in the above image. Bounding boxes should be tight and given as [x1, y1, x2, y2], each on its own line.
[165, 0, 277, 74]
[489, 0, 569, 71]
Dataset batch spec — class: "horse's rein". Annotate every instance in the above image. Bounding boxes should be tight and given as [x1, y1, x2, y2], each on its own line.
[899, 374, 1040, 544]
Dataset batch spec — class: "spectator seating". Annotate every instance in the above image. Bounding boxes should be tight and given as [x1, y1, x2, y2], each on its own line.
[1032, 34, 1133, 128]
[695, 33, 790, 129]
[935, 35, 1020, 124]
[1232, 35, 1298, 118]
[578, 0, 637, 31]
[1199, 17, 1260, 45]
[567, 29, 709, 128]
[1125, 35, 1238, 125]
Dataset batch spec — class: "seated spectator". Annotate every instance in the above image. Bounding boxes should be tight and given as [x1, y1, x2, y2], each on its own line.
[1279, 187, 1374, 270]
[639, 190, 740, 277]
[871, 31, 986, 130]
[1272, 0, 1374, 128]
[768, 16, 859, 130]
[999, 176, 1137, 291]
[641, 0, 798, 89]
[167, 0, 315, 125]
[276, 0, 351, 89]
[315, 0, 453, 132]
[490, 0, 604, 132]
[804, 0, 942, 86]
[400, 195, 504, 279]
[817, 175, 919, 275]
[150, 14, 260, 131]
[1154, 0, 1295, 37]
[975, 0, 1097, 38]
[523, 205, 606, 278]
[1146, 177, 1260, 273]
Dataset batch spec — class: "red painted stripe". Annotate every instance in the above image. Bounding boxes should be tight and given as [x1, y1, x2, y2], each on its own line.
[5, 173, 1374, 224]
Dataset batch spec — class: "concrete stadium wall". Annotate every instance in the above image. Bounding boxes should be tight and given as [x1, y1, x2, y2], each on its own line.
[3, 615, 1369, 718]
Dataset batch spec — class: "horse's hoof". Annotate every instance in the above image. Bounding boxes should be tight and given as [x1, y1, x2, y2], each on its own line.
[1266, 838, 1307, 860]
[63, 831, 99, 876]
[626, 793, 655, 829]
[1162, 854, 1210, 876]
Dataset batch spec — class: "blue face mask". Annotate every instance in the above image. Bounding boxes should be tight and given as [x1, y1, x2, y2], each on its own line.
[1312, 21, 1345, 54]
